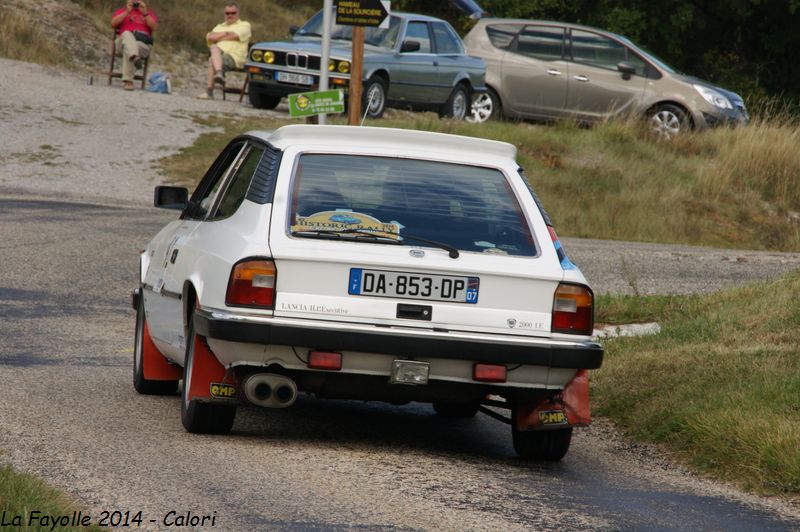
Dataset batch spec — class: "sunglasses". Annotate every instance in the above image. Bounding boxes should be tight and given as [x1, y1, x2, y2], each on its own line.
[225, 11, 237, 15]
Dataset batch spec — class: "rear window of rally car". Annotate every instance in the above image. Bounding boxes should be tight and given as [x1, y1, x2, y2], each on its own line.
[288, 154, 537, 257]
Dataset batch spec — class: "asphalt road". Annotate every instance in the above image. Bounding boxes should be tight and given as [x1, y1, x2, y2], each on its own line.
[1, 194, 799, 531]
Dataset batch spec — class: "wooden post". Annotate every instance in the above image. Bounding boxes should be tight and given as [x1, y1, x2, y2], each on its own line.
[348, 26, 364, 126]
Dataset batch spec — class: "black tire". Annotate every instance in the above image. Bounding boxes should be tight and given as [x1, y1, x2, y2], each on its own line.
[648, 103, 690, 139]
[439, 84, 469, 120]
[133, 293, 179, 395]
[512, 425, 573, 461]
[362, 76, 387, 119]
[433, 402, 480, 418]
[181, 314, 236, 434]
[249, 88, 281, 110]
[487, 88, 502, 120]
[466, 90, 496, 123]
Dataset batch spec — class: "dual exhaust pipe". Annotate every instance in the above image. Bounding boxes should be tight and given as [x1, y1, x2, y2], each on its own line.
[242, 374, 298, 408]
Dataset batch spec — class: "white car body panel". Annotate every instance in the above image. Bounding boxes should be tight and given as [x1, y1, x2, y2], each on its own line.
[139, 125, 599, 393]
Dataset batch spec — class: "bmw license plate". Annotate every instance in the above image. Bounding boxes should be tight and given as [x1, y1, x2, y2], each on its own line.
[349, 268, 479, 304]
[276, 71, 314, 85]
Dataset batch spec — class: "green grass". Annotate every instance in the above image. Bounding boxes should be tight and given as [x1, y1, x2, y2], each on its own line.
[593, 273, 800, 497]
[0, 464, 101, 531]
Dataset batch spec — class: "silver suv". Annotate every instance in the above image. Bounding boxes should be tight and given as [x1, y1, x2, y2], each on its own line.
[463, 18, 749, 137]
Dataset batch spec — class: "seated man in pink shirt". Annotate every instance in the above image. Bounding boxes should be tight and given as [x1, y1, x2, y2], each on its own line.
[111, 1, 158, 91]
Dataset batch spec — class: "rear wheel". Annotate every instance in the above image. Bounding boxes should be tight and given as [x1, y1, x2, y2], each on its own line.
[433, 401, 480, 418]
[181, 314, 236, 434]
[133, 293, 178, 395]
[249, 88, 281, 110]
[487, 88, 502, 120]
[512, 424, 573, 461]
[440, 84, 469, 120]
[362, 76, 387, 119]
[466, 91, 494, 123]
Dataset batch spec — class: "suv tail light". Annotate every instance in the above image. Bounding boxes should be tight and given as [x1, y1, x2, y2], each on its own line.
[551, 283, 593, 335]
[226, 259, 276, 308]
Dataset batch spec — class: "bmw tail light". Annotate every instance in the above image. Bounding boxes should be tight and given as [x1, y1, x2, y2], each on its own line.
[226, 259, 276, 308]
[551, 283, 593, 335]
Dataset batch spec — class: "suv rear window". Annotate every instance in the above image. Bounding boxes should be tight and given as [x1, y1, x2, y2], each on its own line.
[486, 24, 521, 50]
[289, 154, 536, 257]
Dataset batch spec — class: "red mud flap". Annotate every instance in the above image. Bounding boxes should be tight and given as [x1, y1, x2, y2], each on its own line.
[515, 369, 591, 431]
[142, 320, 182, 381]
[187, 333, 238, 404]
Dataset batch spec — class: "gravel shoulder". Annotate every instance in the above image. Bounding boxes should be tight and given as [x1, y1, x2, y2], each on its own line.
[1, 57, 799, 528]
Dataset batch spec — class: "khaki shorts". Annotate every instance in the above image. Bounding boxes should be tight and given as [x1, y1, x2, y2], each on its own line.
[222, 53, 237, 72]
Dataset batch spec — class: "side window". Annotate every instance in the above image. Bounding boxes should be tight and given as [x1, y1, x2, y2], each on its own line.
[626, 51, 648, 77]
[188, 141, 246, 219]
[405, 21, 432, 53]
[486, 24, 522, 50]
[515, 25, 565, 60]
[431, 21, 463, 54]
[571, 30, 627, 70]
[212, 143, 266, 219]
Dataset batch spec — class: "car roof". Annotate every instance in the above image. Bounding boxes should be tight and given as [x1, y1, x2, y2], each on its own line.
[248, 125, 517, 161]
[473, 17, 623, 40]
[390, 11, 445, 22]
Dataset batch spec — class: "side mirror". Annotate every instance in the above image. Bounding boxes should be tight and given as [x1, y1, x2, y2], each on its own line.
[617, 61, 636, 77]
[154, 186, 188, 210]
[400, 40, 421, 53]
[289, 25, 299, 36]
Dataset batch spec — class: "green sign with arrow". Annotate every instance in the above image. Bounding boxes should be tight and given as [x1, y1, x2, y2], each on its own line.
[288, 89, 345, 118]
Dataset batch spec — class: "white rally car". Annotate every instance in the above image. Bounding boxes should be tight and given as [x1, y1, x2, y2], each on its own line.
[133, 125, 603, 460]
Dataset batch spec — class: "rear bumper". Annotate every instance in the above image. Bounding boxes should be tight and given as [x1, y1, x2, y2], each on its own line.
[194, 309, 603, 369]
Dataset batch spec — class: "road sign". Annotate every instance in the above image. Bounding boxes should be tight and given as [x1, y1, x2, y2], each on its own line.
[335, 0, 390, 28]
[288, 89, 345, 118]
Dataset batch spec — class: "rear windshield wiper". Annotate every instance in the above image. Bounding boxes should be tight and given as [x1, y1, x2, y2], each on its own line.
[293, 229, 459, 258]
[292, 229, 402, 245]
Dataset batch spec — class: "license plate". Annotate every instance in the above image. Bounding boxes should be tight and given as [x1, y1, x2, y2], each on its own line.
[348, 268, 479, 304]
[276, 71, 314, 85]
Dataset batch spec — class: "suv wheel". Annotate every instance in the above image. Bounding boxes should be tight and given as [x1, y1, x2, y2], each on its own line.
[466, 92, 494, 123]
[649, 104, 690, 139]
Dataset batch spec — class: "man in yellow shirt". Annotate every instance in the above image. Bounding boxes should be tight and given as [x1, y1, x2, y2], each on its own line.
[198, 3, 251, 99]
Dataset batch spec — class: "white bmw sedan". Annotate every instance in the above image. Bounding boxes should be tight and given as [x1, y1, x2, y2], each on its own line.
[133, 125, 603, 460]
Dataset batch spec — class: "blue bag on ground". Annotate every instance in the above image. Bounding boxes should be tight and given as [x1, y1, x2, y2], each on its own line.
[147, 72, 171, 94]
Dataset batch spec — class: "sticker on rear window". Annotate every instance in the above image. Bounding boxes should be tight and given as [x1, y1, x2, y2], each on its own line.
[292, 211, 400, 237]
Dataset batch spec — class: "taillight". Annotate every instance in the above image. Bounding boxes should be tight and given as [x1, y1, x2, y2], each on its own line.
[473, 363, 507, 383]
[307, 351, 343, 371]
[551, 283, 593, 335]
[226, 259, 276, 308]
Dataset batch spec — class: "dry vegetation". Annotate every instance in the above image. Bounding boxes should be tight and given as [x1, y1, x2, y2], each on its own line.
[594, 272, 800, 497]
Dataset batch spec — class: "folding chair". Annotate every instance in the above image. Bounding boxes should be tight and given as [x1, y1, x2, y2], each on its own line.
[217, 68, 249, 102]
[107, 32, 150, 89]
